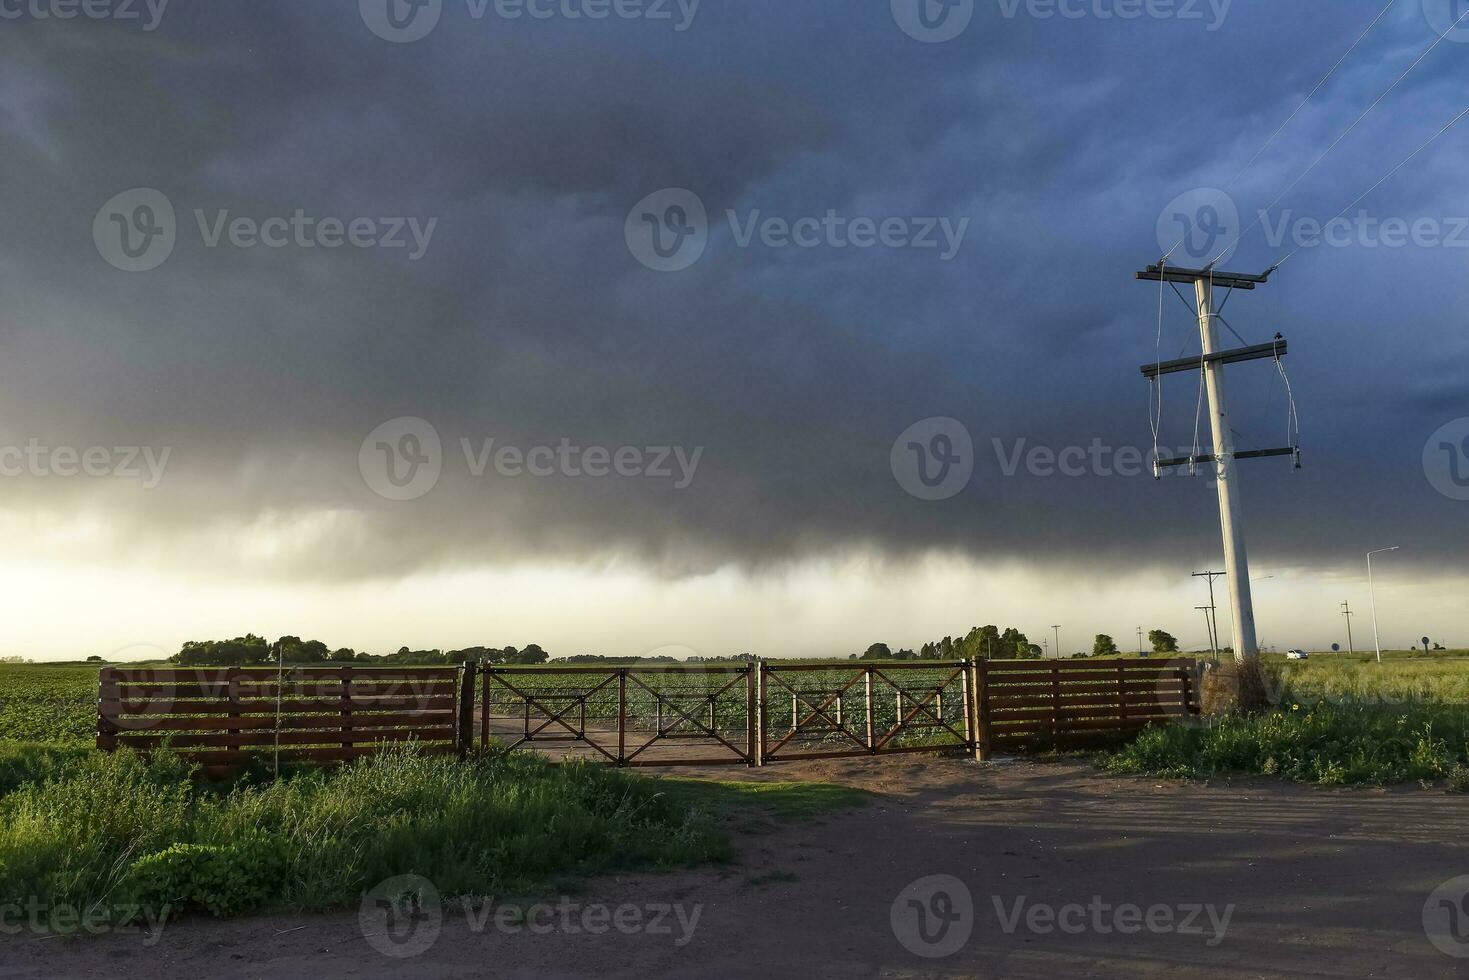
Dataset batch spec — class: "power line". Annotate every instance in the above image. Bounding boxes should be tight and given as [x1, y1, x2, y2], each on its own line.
[1159, 0, 1402, 263]
[1222, 0, 1404, 191]
[1212, 8, 1469, 267]
[1273, 103, 1469, 269]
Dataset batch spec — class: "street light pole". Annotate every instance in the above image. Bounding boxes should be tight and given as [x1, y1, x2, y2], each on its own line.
[1367, 547, 1400, 665]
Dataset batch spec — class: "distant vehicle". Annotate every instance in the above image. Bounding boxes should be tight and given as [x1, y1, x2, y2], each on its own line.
[1286, 649, 1309, 660]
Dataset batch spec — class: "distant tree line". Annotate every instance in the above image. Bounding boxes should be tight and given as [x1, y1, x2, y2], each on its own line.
[171, 635, 551, 667]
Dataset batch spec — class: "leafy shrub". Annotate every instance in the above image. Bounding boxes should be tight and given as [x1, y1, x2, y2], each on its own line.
[1102, 702, 1469, 787]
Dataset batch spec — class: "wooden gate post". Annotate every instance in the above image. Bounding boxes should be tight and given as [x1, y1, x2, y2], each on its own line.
[755, 660, 768, 766]
[745, 664, 757, 767]
[969, 658, 991, 762]
[864, 666, 876, 752]
[960, 661, 973, 747]
[456, 662, 477, 758]
[617, 668, 628, 766]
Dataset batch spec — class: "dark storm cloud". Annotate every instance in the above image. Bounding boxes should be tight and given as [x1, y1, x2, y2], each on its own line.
[0, 0, 1464, 580]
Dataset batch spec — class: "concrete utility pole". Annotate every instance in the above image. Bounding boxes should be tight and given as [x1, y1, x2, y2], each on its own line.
[1137, 626, 1143, 656]
[1367, 547, 1400, 665]
[1340, 601, 1355, 656]
[1193, 277, 1258, 662]
[1052, 625, 1062, 660]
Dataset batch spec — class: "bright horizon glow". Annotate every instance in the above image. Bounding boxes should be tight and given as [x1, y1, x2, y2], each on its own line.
[2, 550, 1461, 663]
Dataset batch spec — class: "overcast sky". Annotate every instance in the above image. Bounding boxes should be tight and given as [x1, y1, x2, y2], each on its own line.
[1, 0, 1465, 660]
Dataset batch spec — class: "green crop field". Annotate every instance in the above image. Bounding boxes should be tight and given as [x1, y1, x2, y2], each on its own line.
[0, 663, 99, 744]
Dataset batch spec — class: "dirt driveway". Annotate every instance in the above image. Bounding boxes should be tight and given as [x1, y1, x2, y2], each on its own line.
[4, 755, 1468, 979]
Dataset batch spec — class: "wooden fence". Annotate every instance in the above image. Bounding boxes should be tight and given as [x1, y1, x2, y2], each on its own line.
[98, 658, 1198, 772]
[96, 665, 471, 775]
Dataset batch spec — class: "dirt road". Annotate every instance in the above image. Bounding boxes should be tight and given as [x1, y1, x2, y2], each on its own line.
[4, 755, 1468, 979]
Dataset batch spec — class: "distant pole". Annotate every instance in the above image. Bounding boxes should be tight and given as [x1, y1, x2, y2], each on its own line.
[1051, 625, 1061, 660]
[1340, 601, 1355, 657]
[1367, 547, 1400, 664]
[1193, 571, 1224, 658]
[1196, 606, 1218, 657]
[1136, 626, 1143, 656]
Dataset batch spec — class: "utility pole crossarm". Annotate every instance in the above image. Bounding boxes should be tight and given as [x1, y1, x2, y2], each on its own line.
[1140, 338, 1287, 379]
[1135, 263, 1273, 290]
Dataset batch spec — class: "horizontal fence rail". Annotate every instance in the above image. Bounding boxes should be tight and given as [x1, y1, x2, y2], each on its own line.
[97, 658, 1200, 773]
[97, 665, 468, 775]
[977, 657, 1200, 754]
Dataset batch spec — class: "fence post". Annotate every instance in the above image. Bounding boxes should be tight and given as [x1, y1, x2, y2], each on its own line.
[864, 666, 875, 752]
[756, 660, 768, 766]
[960, 660, 973, 748]
[481, 668, 490, 748]
[617, 668, 628, 767]
[455, 662, 476, 758]
[970, 658, 991, 762]
[340, 665, 354, 753]
[96, 667, 118, 753]
[1117, 661, 1128, 731]
[1050, 662, 1062, 752]
[745, 664, 757, 767]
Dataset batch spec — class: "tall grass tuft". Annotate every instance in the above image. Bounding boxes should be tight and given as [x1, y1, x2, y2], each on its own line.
[0, 745, 731, 922]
